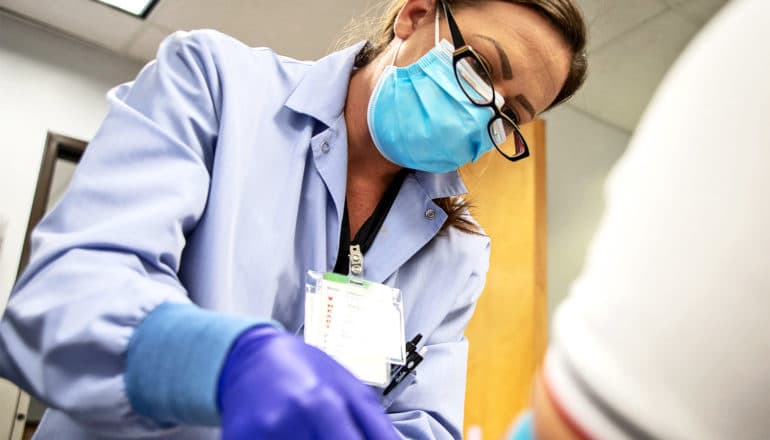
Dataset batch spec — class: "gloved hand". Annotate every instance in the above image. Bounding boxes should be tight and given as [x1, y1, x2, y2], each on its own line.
[217, 324, 400, 440]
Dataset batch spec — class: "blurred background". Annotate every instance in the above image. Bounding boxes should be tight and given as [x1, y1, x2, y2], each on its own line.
[0, 0, 729, 438]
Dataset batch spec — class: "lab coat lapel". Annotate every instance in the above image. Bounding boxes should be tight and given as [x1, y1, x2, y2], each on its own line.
[363, 173, 453, 284]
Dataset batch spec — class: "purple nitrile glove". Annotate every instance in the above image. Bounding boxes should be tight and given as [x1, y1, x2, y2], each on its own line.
[217, 324, 400, 440]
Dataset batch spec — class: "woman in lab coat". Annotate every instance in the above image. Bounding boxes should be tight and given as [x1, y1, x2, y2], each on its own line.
[0, 0, 587, 438]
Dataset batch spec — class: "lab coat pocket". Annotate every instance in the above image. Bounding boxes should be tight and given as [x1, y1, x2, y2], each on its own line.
[376, 370, 418, 409]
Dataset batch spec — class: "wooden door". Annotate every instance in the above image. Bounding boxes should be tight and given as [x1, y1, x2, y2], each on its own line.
[460, 119, 547, 439]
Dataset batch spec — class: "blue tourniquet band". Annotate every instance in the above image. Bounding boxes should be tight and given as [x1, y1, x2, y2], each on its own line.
[125, 302, 278, 425]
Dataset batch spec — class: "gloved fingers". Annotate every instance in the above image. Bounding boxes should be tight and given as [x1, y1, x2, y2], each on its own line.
[221, 391, 317, 440]
[346, 388, 400, 440]
[307, 386, 366, 440]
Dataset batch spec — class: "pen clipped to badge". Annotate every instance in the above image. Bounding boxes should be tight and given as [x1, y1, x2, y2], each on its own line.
[383, 333, 427, 396]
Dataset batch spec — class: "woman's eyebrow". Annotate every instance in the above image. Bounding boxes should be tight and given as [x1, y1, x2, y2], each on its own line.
[473, 34, 513, 80]
[515, 94, 536, 120]
[472, 34, 535, 120]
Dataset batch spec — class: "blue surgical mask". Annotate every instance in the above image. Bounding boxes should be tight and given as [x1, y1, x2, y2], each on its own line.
[366, 14, 497, 173]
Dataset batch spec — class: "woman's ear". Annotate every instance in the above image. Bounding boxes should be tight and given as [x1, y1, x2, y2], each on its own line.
[393, 0, 436, 40]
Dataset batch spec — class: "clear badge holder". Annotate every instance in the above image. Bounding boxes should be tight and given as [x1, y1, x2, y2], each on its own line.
[304, 270, 406, 386]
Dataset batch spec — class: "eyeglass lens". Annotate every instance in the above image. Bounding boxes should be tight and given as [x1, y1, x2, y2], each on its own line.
[455, 56, 528, 158]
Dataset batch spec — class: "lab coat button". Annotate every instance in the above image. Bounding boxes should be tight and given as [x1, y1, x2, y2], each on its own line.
[321, 141, 331, 153]
[424, 209, 436, 220]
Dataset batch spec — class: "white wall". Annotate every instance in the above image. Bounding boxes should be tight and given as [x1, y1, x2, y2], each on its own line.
[544, 104, 631, 319]
[0, 13, 142, 437]
[0, 13, 142, 311]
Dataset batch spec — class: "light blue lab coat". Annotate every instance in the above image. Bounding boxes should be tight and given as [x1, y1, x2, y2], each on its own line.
[0, 30, 490, 439]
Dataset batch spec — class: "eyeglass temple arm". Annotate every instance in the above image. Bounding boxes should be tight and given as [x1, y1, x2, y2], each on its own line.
[440, 1, 467, 48]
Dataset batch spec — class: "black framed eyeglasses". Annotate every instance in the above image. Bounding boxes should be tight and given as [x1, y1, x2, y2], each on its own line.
[440, 0, 530, 162]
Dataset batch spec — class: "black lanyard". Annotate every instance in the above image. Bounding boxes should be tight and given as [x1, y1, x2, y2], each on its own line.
[333, 170, 407, 275]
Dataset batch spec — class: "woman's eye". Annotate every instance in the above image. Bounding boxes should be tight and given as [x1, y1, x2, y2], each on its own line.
[503, 106, 520, 125]
[475, 54, 493, 77]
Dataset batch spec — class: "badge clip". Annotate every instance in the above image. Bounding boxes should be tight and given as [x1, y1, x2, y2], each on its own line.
[349, 244, 364, 275]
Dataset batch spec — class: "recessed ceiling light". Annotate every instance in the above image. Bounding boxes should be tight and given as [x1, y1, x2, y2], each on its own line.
[92, 0, 159, 18]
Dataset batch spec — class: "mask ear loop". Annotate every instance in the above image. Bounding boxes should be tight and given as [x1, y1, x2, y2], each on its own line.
[390, 39, 403, 66]
[434, 4, 440, 46]
[389, 10, 404, 67]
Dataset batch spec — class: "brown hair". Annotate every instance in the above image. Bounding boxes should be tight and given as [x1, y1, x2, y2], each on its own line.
[340, 0, 588, 234]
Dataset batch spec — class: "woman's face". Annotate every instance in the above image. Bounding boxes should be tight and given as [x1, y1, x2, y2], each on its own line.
[392, 0, 572, 125]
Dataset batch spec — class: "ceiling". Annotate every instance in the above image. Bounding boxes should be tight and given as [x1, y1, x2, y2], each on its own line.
[0, 0, 729, 132]
[571, 0, 728, 131]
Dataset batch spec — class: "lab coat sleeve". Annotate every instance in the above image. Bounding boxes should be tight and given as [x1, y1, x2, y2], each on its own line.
[388, 239, 491, 440]
[0, 30, 255, 436]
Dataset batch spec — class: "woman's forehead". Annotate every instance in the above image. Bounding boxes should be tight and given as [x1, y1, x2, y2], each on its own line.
[457, 3, 571, 113]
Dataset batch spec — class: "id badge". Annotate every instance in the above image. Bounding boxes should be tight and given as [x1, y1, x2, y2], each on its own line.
[304, 271, 406, 386]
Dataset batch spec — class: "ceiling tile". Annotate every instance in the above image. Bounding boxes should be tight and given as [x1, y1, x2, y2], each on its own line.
[0, 0, 143, 52]
[0, 0, 729, 139]
[576, 0, 669, 52]
[125, 24, 172, 62]
[148, 0, 381, 60]
[669, 0, 728, 27]
[569, 10, 699, 131]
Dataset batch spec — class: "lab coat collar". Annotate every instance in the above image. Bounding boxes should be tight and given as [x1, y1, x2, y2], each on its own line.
[412, 170, 467, 199]
[284, 41, 368, 128]
[285, 40, 468, 200]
